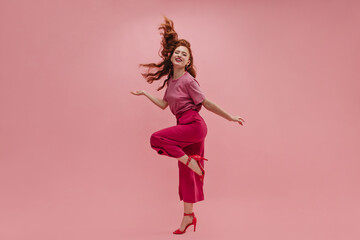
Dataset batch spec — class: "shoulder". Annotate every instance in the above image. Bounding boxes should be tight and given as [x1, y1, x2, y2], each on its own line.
[183, 72, 201, 86]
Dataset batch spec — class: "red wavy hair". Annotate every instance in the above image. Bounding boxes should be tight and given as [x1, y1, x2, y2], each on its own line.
[139, 16, 197, 91]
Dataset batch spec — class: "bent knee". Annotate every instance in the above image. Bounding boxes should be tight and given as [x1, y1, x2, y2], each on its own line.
[150, 133, 162, 146]
[150, 134, 164, 154]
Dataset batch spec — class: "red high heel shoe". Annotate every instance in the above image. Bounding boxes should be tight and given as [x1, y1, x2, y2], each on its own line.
[185, 155, 208, 182]
[173, 212, 197, 234]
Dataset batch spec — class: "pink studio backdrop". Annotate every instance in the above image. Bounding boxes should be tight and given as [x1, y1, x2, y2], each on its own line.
[1, 0, 359, 239]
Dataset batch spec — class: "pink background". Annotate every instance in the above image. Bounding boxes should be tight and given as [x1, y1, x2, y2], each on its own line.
[1, 0, 360, 239]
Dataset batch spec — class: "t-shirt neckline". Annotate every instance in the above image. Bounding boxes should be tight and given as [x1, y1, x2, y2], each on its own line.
[171, 71, 188, 81]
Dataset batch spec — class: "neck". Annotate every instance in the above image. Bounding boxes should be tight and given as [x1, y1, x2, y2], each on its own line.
[172, 67, 186, 80]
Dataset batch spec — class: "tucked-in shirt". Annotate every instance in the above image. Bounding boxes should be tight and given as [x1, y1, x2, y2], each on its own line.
[163, 71, 206, 116]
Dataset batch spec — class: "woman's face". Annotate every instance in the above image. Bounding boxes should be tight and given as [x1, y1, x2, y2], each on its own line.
[171, 46, 191, 69]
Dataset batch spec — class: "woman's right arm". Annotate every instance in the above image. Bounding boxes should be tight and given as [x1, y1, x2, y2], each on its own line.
[130, 90, 168, 110]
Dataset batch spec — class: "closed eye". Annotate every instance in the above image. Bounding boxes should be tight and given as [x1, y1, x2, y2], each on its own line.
[175, 50, 188, 56]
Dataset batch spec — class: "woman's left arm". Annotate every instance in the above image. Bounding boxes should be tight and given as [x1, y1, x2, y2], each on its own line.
[202, 98, 245, 126]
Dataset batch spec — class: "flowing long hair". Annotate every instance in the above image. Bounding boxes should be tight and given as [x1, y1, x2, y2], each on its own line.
[139, 16, 197, 91]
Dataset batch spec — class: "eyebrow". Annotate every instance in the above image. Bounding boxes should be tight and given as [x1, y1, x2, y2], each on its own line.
[175, 50, 188, 54]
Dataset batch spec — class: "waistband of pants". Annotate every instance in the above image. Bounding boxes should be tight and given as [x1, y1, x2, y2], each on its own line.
[176, 109, 198, 119]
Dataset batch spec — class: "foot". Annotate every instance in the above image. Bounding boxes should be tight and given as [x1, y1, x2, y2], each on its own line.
[188, 158, 203, 176]
[178, 214, 194, 231]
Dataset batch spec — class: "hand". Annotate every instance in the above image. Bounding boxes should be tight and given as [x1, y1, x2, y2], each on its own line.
[130, 90, 146, 96]
[231, 116, 245, 126]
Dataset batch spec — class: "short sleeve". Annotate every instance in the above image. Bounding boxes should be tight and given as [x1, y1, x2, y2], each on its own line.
[186, 79, 205, 105]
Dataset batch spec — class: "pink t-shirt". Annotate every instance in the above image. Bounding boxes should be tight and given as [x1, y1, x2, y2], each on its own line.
[163, 71, 206, 116]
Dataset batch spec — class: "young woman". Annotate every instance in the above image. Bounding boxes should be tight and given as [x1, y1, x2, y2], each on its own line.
[130, 16, 245, 235]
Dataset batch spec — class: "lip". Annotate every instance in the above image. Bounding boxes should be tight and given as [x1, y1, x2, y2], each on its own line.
[175, 57, 183, 62]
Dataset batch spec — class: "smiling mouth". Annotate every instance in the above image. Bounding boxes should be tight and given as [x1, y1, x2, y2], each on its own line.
[175, 58, 182, 62]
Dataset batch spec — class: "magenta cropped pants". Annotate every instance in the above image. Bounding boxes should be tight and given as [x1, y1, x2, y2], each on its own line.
[150, 109, 208, 203]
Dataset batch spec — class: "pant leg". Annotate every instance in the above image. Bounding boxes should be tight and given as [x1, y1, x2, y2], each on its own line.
[178, 140, 206, 203]
[150, 110, 208, 203]
[150, 124, 189, 158]
[150, 112, 207, 158]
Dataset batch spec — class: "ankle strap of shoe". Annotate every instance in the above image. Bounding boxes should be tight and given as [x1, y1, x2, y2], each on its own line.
[184, 212, 194, 216]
